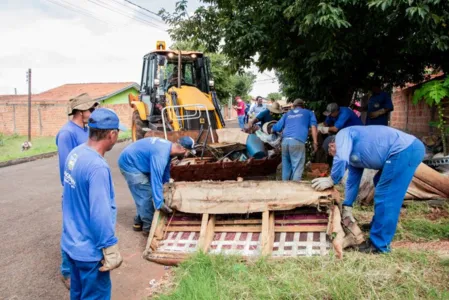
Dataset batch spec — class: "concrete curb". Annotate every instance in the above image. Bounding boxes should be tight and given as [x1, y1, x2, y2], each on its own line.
[0, 138, 131, 169]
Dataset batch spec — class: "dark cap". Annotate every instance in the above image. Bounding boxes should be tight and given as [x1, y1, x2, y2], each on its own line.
[293, 98, 305, 107]
[322, 135, 336, 152]
[323, 103, 339, 116]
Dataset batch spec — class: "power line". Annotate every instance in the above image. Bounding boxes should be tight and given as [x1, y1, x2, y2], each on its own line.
[109, 0, 165, 26]
[124, 0, 161, 17]
[87, 0, 166, 31]
[45, 0, 113, 25]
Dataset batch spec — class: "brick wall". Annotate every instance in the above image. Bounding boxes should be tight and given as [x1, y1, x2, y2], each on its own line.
[0, 102, 133, 137]
[390, 86, 435, 137]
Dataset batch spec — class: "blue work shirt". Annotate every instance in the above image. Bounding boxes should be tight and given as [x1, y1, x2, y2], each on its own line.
[256, 109, 273, 125]
[366, 92, 394, 126]
[118, 137, 172, 208]
[250, 103, 267, 115]
[331, 126, 416, 206]
[61, 144, 117, 262]
[56, 121, 89, 186]
[272, 108, 317, 143]
[325, 107, 363, 130]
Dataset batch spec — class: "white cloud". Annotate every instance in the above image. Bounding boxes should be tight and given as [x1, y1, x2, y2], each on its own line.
[0, 0, 279, 97]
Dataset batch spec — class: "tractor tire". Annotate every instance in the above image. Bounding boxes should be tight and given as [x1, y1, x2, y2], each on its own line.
[132, 110, 149, 141]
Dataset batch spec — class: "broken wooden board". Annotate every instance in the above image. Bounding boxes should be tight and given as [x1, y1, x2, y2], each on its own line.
[406, 163, 449, 199]
[164, 181, 340, 214]
[144, 208, 340, 265]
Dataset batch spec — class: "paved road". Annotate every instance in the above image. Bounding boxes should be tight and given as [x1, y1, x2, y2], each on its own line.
[0, 140, 166, 300]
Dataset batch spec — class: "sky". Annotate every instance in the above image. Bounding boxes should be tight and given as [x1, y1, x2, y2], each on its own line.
[0, 0, 279, 98]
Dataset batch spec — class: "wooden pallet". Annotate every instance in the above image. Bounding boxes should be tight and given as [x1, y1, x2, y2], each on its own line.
[144, 208, 331, 265]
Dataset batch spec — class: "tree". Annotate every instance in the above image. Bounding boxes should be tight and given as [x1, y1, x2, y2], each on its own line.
[266, 92, 283, 101]
[230, 72, 257, 100]
[413, 76, 449, 155]
[160, 0, 449, 107]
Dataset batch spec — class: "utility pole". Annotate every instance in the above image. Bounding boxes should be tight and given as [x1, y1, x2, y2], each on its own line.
[26, 69, 32, 141]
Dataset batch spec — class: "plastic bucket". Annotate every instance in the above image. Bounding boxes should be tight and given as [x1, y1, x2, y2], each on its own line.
[246, 134, 267, 159]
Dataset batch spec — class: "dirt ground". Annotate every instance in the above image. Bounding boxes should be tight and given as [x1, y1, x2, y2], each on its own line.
[0, 140, 167, 300]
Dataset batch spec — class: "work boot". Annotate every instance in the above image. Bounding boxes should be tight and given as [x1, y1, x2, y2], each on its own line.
[160, 204, 173, 214]
[133, 223, 143, 232]
[61, 275, 70, 290]
[357, 239, 381, 254]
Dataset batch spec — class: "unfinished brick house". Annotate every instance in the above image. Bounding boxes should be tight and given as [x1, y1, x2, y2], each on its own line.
[0, 82, 139, 137]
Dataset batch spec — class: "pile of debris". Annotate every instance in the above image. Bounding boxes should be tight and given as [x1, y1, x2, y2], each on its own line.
[145, 127, 282, 181]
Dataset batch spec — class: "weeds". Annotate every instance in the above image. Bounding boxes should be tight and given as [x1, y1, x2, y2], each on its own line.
[155, 251, 449, 300]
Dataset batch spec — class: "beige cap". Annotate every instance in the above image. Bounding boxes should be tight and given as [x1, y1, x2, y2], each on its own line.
[68, 93, 99, 116]
[267, 101, 282, 114]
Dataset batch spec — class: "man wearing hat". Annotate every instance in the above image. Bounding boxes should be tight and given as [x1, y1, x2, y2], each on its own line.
[318, 103, 363, 134]
[312, 126, 424, 254]
[271, 99, 318, 181]
[118, 136, 195, 236]
[56, 93, 98, 289]
[61, 108, 126, 298]
[247, 101, 283, 129]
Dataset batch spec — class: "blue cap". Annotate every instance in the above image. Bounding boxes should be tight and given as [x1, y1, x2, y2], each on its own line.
[88, 108, 127, 131]
[177, 136, 195, 150]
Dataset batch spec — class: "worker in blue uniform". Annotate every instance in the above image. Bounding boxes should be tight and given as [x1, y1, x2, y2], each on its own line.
[318, 103, 363, 134]
[61, 108, 126, 299]
[271, 99, 318, 181]
[56, 93, 98, 290]
[352, 84, 394, 126]
[311, 126, 424, 253]
[118, 136, 195, 236]
[246, 101, 283, 129]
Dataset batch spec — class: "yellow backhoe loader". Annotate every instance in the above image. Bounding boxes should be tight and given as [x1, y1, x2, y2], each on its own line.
[129, 41, 225, 141]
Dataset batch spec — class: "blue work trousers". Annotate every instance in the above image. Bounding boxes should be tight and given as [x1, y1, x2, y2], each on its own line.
[61, 194, 72, 278]
[120, 169, 155, 232]
[370, 139, 425, 252]
[281, 138, 306, 181]
[61, 249, 72, 278]
[238, 115, 245, 129]
[68, 257, 111, 300]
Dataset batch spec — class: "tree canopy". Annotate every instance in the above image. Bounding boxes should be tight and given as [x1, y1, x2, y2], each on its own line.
[160, 0, 449, 106]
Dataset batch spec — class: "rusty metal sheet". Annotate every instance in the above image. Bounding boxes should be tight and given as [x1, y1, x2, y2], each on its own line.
[170, 156, 281, 181]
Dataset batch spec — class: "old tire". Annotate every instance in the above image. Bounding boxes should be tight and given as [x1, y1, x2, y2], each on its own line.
[132, 110, 149, 141]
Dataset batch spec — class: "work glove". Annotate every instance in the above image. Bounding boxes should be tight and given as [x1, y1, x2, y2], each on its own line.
[311, 176, 334, 191]
[318, 126, 330, 134]
[99, 244, 122, 272]
[342, 206, 356, 226]
[160, 203, 173, 214]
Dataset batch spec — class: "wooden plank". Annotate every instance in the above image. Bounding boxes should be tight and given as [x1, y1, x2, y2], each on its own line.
[166, 225, 263, 233]
[202, 215, 216, 252]
[168, 219, 263, 226]
[197, 214, 210, 250]
[267, 212, 275, 255]
[275, 225, 327, 233]
[260, 211, 270, 256]
[275, 219, 328, 225]
[144, 210, 162, 256]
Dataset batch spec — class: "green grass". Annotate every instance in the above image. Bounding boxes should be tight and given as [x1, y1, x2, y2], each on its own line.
[118, 130, 132, 140]
[354, 202, 449, 242]
[155, 251, 449, 300]
[0, 131, 131, 163]
[0, 134, 57, 162]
